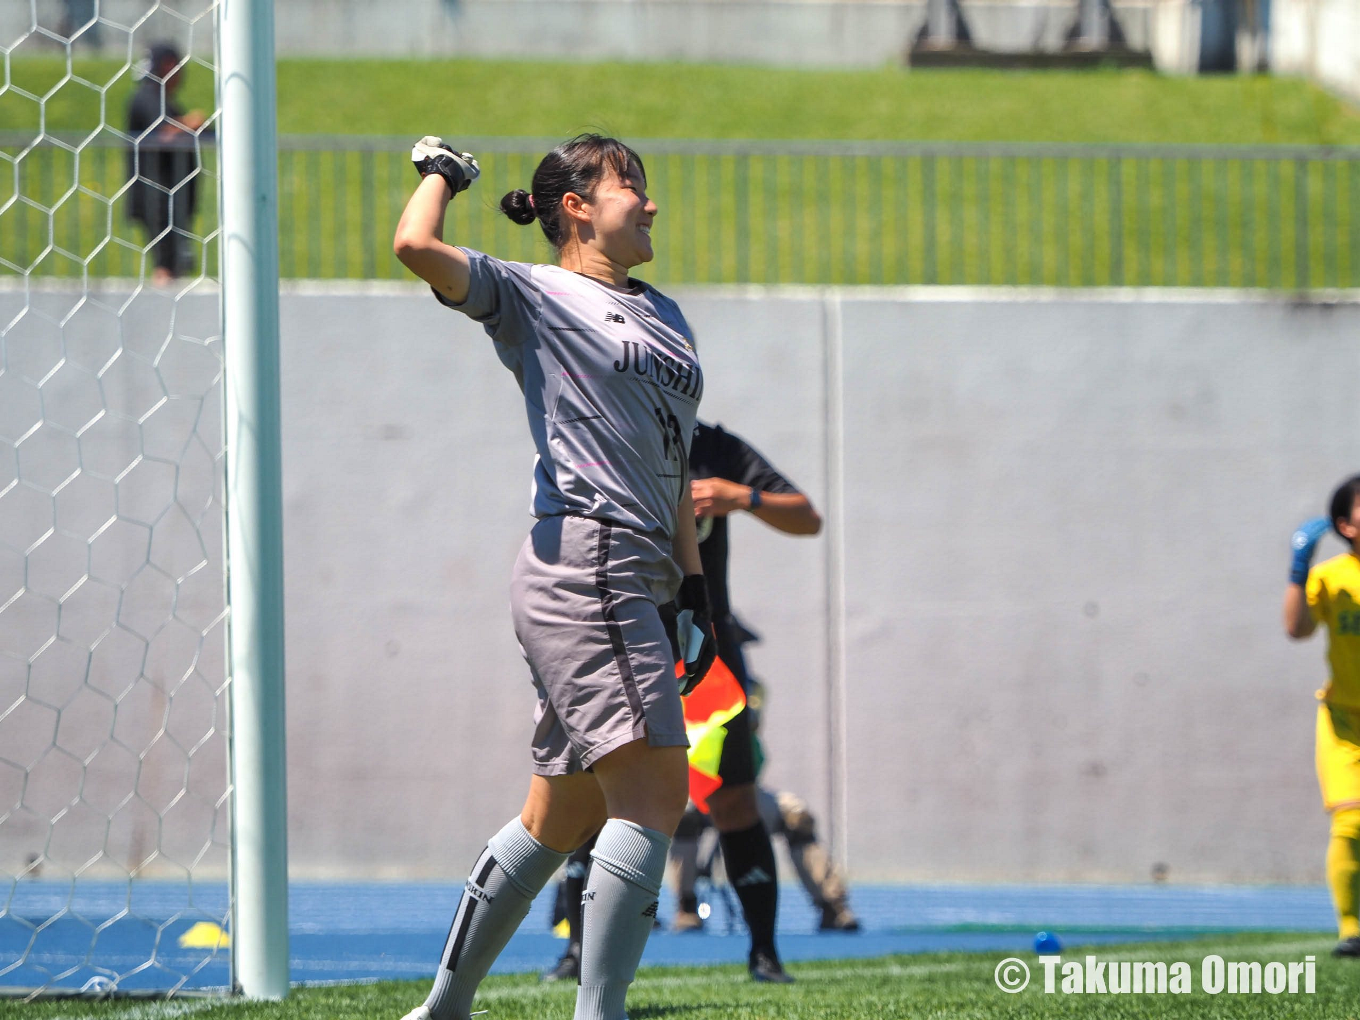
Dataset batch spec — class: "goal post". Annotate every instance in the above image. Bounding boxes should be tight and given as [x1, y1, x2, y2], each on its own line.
[0, 0, 287, 998]
[219, 0, 288, 1001]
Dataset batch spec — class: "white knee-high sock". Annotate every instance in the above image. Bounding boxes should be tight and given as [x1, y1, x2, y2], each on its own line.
[425, 818, 567, 1020]
[573, 819, 671, 1020]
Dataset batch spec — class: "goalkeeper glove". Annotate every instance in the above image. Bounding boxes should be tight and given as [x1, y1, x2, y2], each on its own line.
[674, 575, 716, 696]
[1290, 516, 1331, 585]
[411, 136, 480, 195]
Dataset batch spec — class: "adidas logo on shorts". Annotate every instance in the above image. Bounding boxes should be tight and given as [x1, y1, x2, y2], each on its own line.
[642, 900, 659, 918]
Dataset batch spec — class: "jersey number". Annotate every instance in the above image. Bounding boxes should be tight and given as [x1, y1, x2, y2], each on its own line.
[654, 407, 684, 462]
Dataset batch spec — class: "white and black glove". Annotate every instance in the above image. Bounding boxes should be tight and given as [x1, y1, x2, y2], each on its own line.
[411, 136, 480, 195]
[674, 575, 716, 696]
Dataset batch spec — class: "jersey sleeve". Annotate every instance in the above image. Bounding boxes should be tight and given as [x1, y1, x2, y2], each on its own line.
[1307, 566, 1333, 627]
[432, 248, 539, 347]
[713, 426, 800, 495]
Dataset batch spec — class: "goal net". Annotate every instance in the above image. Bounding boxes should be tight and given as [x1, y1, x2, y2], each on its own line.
[1, 0, 234, 996]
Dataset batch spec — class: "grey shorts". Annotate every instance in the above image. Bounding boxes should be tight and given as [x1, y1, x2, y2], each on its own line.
[510, 514, 688, 776]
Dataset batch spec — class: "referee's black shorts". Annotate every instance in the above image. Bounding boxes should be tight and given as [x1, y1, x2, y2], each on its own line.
[715, 702, 756, 787]
[661, 606, 759, 789]
[713, 619, 756, 787]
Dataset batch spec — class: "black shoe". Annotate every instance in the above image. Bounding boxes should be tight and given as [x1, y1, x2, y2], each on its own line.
[749, 949, 794, 984]
[818, 905, 860, 932]
[1334, 936, 1360, 958]
[542, 946, 580, 982]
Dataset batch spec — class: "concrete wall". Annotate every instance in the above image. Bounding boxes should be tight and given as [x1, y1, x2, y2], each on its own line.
[6, 0, 1160, 66]
[3, 283, 1359, 884]
[1272, 0, 1360, 104]
[0, 284, 230, 883]
[277, 285, 1360, 883]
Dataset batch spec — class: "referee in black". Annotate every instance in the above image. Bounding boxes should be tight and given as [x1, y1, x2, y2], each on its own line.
[548, 420, 821, 983]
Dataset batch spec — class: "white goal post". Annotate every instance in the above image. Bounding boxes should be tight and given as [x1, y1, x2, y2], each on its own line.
[0, 0, 286, 999]
[219, 0, 288, 1001]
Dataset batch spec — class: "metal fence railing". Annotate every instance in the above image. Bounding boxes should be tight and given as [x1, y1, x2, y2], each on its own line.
[5, 135, 1360, 288]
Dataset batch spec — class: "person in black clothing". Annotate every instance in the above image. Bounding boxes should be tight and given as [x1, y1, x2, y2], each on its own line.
[126, 43, 207, 284]
[545, 421, 821, 984]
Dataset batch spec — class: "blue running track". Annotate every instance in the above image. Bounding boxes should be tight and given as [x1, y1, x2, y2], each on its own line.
[0, 880, 1336, 993]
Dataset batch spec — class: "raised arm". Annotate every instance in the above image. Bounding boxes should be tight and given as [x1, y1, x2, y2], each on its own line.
[1283, 517, 1329, 640]
[1283, 584, 1317, 640]
[393, 138, 479, 304]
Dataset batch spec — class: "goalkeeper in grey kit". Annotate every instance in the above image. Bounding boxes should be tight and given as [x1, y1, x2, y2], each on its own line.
[392, 135, 716, 1020]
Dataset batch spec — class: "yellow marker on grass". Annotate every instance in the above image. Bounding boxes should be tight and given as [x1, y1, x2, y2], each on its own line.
[178, 921, 230, 949]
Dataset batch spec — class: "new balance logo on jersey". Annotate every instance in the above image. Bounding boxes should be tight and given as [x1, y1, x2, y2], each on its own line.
[605, 311, 626, 323]
[582, 891, 597, 903]
[733, 867, 773, 887]
[642, 900, 659, 918]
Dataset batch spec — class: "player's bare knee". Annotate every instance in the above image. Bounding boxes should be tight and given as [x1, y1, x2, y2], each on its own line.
[593, 739, 688, 833]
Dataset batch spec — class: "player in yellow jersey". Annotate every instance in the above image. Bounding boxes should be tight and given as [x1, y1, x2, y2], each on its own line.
[1284, 474, 1360, 958]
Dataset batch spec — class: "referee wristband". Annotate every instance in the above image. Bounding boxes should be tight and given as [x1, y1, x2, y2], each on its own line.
[747, 488, 762, 511]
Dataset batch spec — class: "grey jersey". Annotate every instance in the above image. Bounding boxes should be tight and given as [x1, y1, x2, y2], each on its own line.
[437, 249, 704, 538]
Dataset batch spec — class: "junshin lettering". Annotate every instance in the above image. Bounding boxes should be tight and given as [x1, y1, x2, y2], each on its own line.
[612, 341, 702, 400]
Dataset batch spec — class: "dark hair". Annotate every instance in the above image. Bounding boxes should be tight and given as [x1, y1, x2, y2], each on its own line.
[1330, 475, 1360, 540]
[148, 42, 182, 74]
[500, 133, 645, 251]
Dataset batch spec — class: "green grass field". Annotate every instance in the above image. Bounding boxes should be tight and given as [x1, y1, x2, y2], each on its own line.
[1, 934, 1357, 1020]
[4, 58, 1360, 143]
[4, 59, 1359, 286]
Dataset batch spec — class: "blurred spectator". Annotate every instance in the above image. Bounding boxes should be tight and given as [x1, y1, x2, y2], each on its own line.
[126, 43, 207, 284]
[60, 0, 103, 48]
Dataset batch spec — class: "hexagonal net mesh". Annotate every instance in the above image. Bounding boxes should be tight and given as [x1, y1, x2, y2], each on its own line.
[1, 1, 232, 998]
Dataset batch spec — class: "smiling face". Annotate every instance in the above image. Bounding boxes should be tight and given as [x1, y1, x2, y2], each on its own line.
[1339, 496, 1360, 552]
[580, 161, 657, 269]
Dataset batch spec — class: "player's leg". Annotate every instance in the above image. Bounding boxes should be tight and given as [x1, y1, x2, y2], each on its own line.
[417, 772, 606, 1020]
[1316, 703, 1360, 955]
[577, 738, 688, 1020]
[669, 806, 707, 930]
[769, 788, 859, 931]
[141, 192, 175, 285]
[707, 706, 790, 982]
[416, 516, 621, 1020]
[543, 830, 599, 981]
[533, 519, 690, 1020]
[1328, 808, 1360, 954]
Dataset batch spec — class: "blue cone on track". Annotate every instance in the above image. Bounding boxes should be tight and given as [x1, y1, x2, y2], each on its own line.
[1034, 931, 1062, 954]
